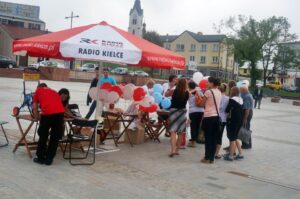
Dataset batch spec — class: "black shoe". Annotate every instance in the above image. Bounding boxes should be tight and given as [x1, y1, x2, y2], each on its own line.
[44, 159, 53, 166]
[33, 158, 44, 165]
[241, 146, 252, 149]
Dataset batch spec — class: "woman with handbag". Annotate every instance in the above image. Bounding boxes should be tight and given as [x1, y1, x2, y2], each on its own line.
[198, 77, 222, 164]
[187, 81, 204, 148]
[224, 86, 244, 161]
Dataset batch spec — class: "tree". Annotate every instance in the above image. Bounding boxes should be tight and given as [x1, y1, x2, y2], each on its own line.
[215, 16, 298, 87]
[257, 17, 297, 86]
[273, 45, 300, 73]
[142, 31, 163, 47]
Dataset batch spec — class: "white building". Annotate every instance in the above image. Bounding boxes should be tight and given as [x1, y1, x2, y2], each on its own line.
[128, 0, 144, 37]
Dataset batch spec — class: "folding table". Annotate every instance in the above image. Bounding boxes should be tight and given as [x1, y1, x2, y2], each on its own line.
[0, 121, 9, 147]
[102, 111, 137, 147]
[12, 114, 38, 158]
[143, 113, 164, 143]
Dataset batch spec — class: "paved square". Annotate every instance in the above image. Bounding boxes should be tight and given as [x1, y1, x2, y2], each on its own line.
[0, 77, 300, 199]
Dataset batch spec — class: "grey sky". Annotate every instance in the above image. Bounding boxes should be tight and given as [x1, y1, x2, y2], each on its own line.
[4, 0, 300, 37]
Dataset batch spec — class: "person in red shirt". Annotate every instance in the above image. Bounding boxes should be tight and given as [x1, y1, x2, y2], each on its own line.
[32, 83, 65, 165]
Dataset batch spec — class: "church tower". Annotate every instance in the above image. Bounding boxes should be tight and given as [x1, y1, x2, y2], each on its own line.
[128, 0, 144, 37]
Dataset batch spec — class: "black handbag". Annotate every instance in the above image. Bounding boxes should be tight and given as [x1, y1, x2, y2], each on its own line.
[210, 90, 222, 132]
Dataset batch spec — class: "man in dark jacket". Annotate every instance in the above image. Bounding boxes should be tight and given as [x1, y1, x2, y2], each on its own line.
[85, 67, 99, 119]
[253, 85, 263, 109]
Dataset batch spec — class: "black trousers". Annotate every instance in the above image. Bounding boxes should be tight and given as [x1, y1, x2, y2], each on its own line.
[217, 122, 226, 145]
[242, 110, 253, 148]
[36, 113, 64, 162]
[254, 98, 262, 109]
[202, 116, 219, 161]
[189, 112, 203, 141]
[85, 100, 96, 119]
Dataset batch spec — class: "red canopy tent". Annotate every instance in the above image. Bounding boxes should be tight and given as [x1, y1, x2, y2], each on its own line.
[13, 21, 185, 70]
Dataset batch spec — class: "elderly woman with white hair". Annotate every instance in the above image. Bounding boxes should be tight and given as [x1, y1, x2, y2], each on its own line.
[240, 85, 254, 149]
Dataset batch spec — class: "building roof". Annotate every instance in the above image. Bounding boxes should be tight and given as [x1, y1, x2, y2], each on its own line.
[130, 0, 143, 16]
[0, 13, 45, 24]
[160, 31, 226, 43]
[0, 24, 49, 40]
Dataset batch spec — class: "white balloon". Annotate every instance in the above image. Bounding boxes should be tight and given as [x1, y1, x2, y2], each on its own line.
[203, 76, 210, 80]
[139, 96, 155, 108]
[192, 72, 204, 84]
[88, 87, 98, 100]
[99, 89, 109, 102]
[122, 84, 134, 100]
[107, 91, 120, 104]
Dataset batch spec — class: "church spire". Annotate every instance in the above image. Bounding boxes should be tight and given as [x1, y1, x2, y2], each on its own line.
[128, 0, 144, 37]
[130, 0, 143, 16]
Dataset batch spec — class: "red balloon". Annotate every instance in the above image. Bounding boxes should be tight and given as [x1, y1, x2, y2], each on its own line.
[147, 104, 158, 113]
[139, 104, 158, 113]
[133, 87, 146, 101]
[109, 86, 123, 96]
[101, 82, 112, 90]
[199, 79, 208, 91]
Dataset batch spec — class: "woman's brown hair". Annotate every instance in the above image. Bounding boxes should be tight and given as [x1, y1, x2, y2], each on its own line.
[230, 86, 240, 98]
[176, 78, 187, 98]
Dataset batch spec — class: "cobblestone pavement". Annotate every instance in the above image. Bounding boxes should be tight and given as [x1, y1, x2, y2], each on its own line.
[0, 77, 300, 199]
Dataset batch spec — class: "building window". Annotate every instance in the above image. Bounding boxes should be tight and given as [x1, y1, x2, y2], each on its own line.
[176, 44, 185, 52]
[8, 20, 24, 28]
[132, 29, 135, 35]
[165, 44, 171, 50]
[132, 19, 137, 25]
[190, 44, 196, 51]
[200, 56, 206, 64]
[244, 69, 247, 73]
[212, 56, 219, 64]
[213, 43, 219, 52]
[190, 56, 195, 61]
[0, 18, 8, 24]
[28, 23, 41, 30]
[201, 44, 207, 52]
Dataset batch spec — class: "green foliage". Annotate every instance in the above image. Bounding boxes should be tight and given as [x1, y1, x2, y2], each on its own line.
[217, 16, 298, 88]
[142, 31, 163, 47]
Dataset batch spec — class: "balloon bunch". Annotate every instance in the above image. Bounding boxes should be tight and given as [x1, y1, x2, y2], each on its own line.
[88, 82, 123, 104]
[151, 83, 171, 109]
[192, 72, 209, 91]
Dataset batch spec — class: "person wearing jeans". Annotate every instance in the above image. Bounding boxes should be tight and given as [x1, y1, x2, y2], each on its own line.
[199, 77, 222, 164]
[187, 81, 204, 148]
[240, 85, 254, 149]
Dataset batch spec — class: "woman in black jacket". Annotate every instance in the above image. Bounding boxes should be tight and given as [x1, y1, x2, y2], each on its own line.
[224, 86, 244, 161]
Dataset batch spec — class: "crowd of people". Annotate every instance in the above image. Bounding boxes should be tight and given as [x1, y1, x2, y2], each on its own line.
[31, 68, 254, 166]
[163, 75, 254, 164]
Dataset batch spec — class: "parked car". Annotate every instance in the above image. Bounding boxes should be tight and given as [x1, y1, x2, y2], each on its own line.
[132, 71, 149, 77]
[266, 81, 283, 90]
[111, 67, 128, 75]
[78, 63, 98, 72]
[0, 55, 16, 68]
[283, 84, 298, 92]
[128, 71, 135, 76]
[29, 61, 65, 69]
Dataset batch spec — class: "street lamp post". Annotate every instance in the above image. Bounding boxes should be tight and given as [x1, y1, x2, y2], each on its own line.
[65, 11, 79, 29]
[65, 11, 79, 70]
